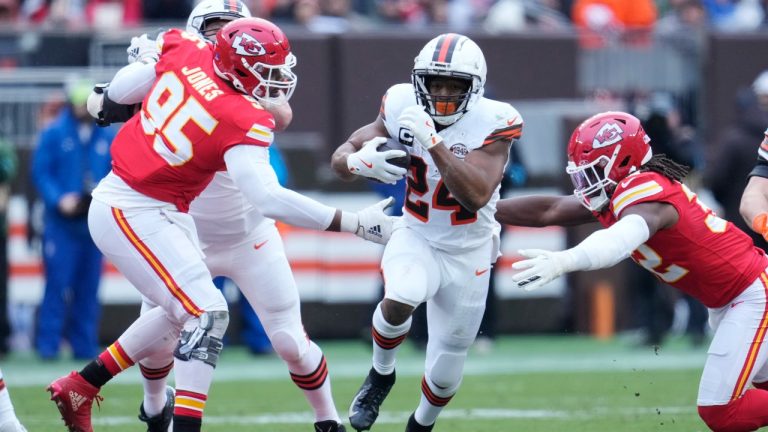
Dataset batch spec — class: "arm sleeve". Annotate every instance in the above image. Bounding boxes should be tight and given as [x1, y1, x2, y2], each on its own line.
[224, 145, 337, 230]
[109, 62, 157, 105]
[563, 214, 651, 271]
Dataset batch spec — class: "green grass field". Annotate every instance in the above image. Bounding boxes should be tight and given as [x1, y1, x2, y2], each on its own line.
[5, 335, 712, 431]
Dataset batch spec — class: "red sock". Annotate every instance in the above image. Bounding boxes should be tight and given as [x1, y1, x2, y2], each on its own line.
[699, 389, 768, 432]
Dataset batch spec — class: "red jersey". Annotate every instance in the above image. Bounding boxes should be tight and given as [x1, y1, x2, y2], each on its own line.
[110, 29, 275, 212]
[596, 171, 767, 308]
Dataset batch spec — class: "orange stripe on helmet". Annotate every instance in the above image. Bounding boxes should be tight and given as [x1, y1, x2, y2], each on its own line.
[436, 34, 456, 63]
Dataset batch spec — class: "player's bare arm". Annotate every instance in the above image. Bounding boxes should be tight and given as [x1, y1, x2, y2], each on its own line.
[495, 194, 594, 227]
[740, 176, 768, 239]
[621, 201, 678, 235]
[427, 139, 508, 212]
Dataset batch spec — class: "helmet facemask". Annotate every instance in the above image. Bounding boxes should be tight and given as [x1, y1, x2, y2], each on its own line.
[567, 145, 623, 212]
[239, 53, 297, 105]
[412, 70, 478, 126]
[193, 14, 243, 39]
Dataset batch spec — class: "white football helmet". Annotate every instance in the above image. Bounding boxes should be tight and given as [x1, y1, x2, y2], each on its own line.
[411, 33, 486, 126]
[187, 0, 252, 40]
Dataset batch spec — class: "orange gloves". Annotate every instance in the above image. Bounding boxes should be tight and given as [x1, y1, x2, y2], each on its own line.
[752, 212, 768, 242]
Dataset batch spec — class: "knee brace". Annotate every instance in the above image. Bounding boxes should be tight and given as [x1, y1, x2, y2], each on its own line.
[427, 351, 466, 393]
[174, 311, 229, 368]
[270, 328, 307, 363]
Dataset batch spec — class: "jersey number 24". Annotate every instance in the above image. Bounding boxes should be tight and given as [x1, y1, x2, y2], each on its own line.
[405, 155, 477, 225]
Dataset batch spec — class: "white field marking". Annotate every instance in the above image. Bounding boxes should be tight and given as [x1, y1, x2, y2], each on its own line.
[81, 406, 694, 427]
[6, 349, 705, 387]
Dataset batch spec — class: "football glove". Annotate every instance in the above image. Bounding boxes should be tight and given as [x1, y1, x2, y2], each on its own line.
[511, 248, 577, 292]
[87, 84, 139, 127]
[348, 197, 396, 245]
[397, 105, 443, 150]
[127, 33, 159, 64]
[347, 137, 407, 185]
[753, 212, 768, 242]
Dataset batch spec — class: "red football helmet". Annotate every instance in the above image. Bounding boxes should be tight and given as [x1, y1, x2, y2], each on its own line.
[566, 111, 653, 211]
[213, 17, 297, 104]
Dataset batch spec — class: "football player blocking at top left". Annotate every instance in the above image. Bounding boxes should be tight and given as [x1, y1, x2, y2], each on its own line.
[332, 34, 523, 431]
[47, 17, 394, 432]
[496, 111, 768, 432]
[92, 2, 348, 432]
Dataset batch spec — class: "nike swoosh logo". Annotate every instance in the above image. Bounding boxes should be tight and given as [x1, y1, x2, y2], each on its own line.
[359, 158, 373, 169]
[620, 177, 637, 188]
[507, 116, 519, 126]
[475, 268, 489, 276]
[254, 240, 269, 250]
[730, 300, 745, 308]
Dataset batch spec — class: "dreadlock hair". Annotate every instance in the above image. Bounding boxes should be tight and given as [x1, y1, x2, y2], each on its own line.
[639, 153, 689, 182]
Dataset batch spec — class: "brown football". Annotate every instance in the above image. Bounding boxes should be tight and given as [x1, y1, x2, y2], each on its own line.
[376, 139, 411, 170]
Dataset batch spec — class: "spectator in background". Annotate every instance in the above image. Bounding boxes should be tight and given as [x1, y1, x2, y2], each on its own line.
[31, 80, 115, 360]
[0, 0, 18, 23]
[703, 0, 764, 30]
[706, 72, 768, 250]
[141, 0, 192, 21]
[0, 134, 16, 356]
[572, 0, 658, 47]
[484, 0, 571, 33]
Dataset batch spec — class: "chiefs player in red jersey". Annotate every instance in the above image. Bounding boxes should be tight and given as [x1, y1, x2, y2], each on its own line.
[46, 18, 393, 432]
[495, 111, 768, 432]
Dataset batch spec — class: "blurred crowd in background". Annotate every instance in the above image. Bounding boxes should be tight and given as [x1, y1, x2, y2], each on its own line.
[0, 0, 763, 35]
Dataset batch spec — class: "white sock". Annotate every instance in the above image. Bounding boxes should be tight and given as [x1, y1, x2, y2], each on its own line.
[371, 303, 411, 375]
[287, 342, 341, 423]
[140, 360, 173, 417]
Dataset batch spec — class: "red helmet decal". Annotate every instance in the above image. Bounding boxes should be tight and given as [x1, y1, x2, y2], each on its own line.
[592, 122, 623, 149]
[232, 33, 266, 56]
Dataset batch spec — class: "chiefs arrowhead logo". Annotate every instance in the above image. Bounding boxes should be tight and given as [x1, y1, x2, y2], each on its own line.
[233, 33, 266, 56]
[592, 122, 623, 149]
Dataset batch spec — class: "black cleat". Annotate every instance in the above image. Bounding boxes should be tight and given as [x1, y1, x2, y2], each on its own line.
[138, 386, 175, 432]
[405, 413, 434, 432]
[314, 420, 347, 432]
[349, 368, 395, 431]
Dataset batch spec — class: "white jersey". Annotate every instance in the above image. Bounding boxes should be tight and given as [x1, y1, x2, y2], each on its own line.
[189, 171, 269, 246]
[382, 83, 523, 252]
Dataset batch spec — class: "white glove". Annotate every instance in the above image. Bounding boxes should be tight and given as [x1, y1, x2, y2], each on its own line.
[86, 89, 104, 120]
[347, 137, 407, 184]
[341, 197, 396, 245]
[511, 249, 577, 291]
[397, 105, 443, 150]
[127, 34, 159, 64]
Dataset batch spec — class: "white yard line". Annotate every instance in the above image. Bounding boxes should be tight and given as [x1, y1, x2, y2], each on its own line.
[4, 349, 705, 387]
[77, 406, 694, 427]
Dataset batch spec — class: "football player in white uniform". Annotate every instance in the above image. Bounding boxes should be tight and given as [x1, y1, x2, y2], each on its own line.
[331, 33, 523, 432]
[56, 5, 387, 432]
